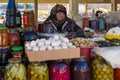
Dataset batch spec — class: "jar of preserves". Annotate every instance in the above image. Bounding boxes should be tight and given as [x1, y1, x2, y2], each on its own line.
[0, 26, 9, 46]
[0, 46, 10, 66]
[8, 29, 21, 47]
[71, 56, 91, 80]
[49, 60, 70, 80]
[23, 10, 35, 28]
[92, 56, 114, 80]
[27, 62, 49, 80]
[11, 46, 23, 58]
[4, 58, 26, 80]
[114, 68, 120, 80]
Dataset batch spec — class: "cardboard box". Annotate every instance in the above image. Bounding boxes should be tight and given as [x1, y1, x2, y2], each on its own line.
[25, 48, 80, 62]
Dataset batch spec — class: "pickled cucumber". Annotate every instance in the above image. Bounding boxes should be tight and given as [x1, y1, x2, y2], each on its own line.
[92, 56, 114, 80]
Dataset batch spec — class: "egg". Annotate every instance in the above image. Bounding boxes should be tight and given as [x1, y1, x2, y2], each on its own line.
[25, 43, 30, 47]
[67, 43, 73, 47]
[40, 38, 46, 42]
[68, 45, 76, 48]
[36, 39, 40, 43]
[38, 42, 45, 47]
[30, 41, 37, 47]
[45, 40, 51, 46]
[60, 42, 67, 47]
[54, 46, 61, 50]
[27, 46, 32, 51]
[62, 37, 69, 43]
[32, 46, 39, 51]
[39, 46, 47, 51]
[47, 46, 53, 50]
[62, 46, 68, 49]
[53, 35, 59, 40]
[51, 41, 59, 47]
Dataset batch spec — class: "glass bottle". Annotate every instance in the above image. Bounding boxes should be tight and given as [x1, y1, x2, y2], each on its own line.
[71, 56, 91, 80]
[27, 62, 49, 80]
[49, 60, 70, 80]
[92, 56, 114, 80]
[8, 29, 21, 47]
[6, 0, 17, 28]
[4, 58, 27, 80]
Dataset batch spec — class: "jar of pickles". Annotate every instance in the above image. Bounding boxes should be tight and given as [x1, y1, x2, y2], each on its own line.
[49, 60, 70, 80]
[4, 58, 26, 80]
[11, 46, 23, 58]
[27, 62, 49, 80]
[71, 56, 91, 80]
[92, 56, 114, 80]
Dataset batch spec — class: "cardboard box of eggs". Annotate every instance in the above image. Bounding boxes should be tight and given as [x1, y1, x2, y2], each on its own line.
[25, 35, 80, 62]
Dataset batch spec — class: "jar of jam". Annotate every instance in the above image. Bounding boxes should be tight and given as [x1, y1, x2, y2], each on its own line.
[4, 58, 27, 80]
[71, 56, 91, 80]
[0, 26, 9, 46]
[49, 60, 70, 80]
[92, 56, 113, 80]
[0, 46, 10, 66]
[11, 46, 23, 58]
[27, 62, 49, 80]
[8, 29, 21, 47]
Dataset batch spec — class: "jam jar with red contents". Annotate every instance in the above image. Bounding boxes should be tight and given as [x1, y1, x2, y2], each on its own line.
[11, 46, 23, 58]
[71, 56, 91, 80]
[8, 29, 21, 47]
[114, 68, 120, 80]
[49, 60, 70, 80]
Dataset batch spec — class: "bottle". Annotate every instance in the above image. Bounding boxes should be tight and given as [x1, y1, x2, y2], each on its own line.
[16, 10, 22, 27]
[71, 56, 91, 80]
[6, 0, 17, 28]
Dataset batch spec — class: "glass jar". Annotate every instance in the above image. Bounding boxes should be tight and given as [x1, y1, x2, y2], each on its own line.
[11, 46, 23, 58]
[0, 26, 9, 46]
[8, 29, 21, 47]
[49, 60, 70, 80]
[4, 58, 27, 80]
[27, 62, 49, 80]
[92, 56, 114, 80]
[114, 68, 120, 80]
[0, 47, 10, 66]
[71, 56, 91, 80]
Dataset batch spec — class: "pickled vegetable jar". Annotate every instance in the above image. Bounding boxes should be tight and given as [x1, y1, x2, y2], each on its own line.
[11, 46, 23, 58]
[49, 60, 70, 80]
[27, 62, 49, 80]
[4, 58, 26, 80]
[8, 29, 21, 47]
[114, 68, 120, 80]
[0, 47, 10, 66]
[92, 56, 114, 80]
[71, 56, 91, 80]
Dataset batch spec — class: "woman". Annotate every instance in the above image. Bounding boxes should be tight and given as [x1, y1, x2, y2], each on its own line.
[44, 4, 85, 38]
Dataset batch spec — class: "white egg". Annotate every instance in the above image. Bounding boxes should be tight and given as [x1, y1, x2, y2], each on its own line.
[30, 41, 37, 47]
[40, 38, 46, 42]
[27, 46, 32, 51]
[47, 46, 53, 50]
[62, 46, 68, 49]
[51, 41, 59, 47]
[39, 46, 47, 51]
[45, 40, 51, 46]
[36, 39, 40, 43]
[32, 46, 39, 51]
[25, 43, 30, 47]
[68, 45, 76, 48]
[67, 43, 73, 47]
[53, 35, 59, 40]
[62, 38, 69, 43]
[54, 46, 61, 50]
[60, 42, 67, 47]
[38, 42, 45, 47]
[55, 40, 61, 46]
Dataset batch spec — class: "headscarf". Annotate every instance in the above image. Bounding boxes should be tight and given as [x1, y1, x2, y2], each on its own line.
[46, 4, 67, 27]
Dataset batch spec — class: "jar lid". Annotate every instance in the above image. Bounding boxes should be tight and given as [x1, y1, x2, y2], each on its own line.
[0, 26, 8, 30]
[8, 58, 22, 63]
[11, 46, 23, 51]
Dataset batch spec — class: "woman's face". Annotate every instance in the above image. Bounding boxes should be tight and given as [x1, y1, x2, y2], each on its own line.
[56, 12, 65, 21]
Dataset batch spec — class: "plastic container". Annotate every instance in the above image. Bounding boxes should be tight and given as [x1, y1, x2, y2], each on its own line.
[71, 56, 91, 80]
[11, 46, 23, 58]
[27, 62, 49, 80]
[4, 58, 27, 80]
[49, 60, 70, 80]
[92, 56, 114, 80]
[80, 47, 92, 63]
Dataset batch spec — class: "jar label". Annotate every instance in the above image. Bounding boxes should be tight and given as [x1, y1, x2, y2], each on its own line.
[23, 16, 28, 24]
[16, 17, 20, 24]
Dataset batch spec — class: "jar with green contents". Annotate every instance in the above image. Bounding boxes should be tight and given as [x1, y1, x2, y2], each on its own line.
[11, 46, 23, 58]
[92, 56, 114, 80]
[27, 62, 49, 80]
[4, 58, 27, 80]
